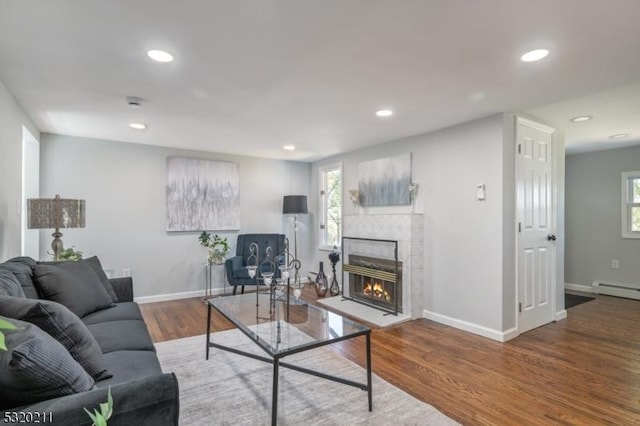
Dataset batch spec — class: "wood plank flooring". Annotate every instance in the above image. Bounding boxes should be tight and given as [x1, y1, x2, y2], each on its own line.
[140, 289, 640, 425]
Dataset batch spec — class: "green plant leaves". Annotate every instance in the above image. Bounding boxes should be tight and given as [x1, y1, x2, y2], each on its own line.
[0, 319, 16, 351]
[84, 386, 113, 425]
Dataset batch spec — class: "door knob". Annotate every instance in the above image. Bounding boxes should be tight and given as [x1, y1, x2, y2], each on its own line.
[547, 234, 556, 241]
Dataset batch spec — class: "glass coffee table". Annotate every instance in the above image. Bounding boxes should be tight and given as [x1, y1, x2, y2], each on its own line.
[205, 292, 372, 425]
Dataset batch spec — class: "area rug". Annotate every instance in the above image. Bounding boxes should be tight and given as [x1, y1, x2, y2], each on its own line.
[155, 330, 457, 425]
[565, 293, 595, 309]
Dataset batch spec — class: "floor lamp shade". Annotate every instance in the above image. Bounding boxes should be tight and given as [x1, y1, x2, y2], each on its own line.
[282, 195, 308, 215]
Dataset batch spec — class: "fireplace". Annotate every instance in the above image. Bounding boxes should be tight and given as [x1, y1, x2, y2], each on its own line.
[343, 214, 424, 319]
[346, 254, 402, 314]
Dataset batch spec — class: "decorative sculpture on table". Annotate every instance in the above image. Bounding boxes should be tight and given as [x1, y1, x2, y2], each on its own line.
[315, 262, 328, 297]
[328, 247, 341, 296]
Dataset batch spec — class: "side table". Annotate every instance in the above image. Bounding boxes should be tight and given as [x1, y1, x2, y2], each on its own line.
[204, 262, 227, 299]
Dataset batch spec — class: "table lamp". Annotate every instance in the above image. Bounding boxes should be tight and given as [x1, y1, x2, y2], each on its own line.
[27, 194, 86, 261]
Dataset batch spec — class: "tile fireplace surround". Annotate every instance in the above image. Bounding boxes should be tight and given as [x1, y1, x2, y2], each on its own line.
[342, 214, 424, 318]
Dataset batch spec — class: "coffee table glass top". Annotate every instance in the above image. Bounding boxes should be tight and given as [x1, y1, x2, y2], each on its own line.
[207, 293, 370, 356]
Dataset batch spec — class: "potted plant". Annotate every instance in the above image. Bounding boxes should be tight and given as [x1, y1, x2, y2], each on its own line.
[198, 232, 230, 264]
[47, 246, 84, 261]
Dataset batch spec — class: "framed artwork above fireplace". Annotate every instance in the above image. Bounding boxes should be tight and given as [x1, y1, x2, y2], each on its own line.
[358, 152, 411, 206]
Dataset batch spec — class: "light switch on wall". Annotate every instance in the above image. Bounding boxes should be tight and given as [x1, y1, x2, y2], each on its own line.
[476, 184, 486, 201]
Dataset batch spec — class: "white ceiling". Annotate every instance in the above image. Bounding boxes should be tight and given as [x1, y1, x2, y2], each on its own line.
[1, 1, 639, 162]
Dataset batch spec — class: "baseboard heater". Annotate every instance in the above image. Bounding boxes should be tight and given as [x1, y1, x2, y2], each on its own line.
[592, 281, 640, 300]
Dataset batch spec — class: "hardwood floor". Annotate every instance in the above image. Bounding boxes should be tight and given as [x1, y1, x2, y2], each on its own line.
[140, 289, 640, 425]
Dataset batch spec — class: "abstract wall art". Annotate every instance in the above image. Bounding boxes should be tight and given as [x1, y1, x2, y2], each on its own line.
[358, 153, 412, 206]
[166, 157, 240, 231]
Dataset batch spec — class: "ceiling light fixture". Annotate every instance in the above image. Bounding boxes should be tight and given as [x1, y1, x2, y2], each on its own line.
[521, 49, 549, 62]
[609, 133, 630, 140]
[570, 115, 592, 123]
[283, 145, 295, 151]
[376, 109, 393, 117]
[147, 49, 174, 63]
[129, 123, 147, 130]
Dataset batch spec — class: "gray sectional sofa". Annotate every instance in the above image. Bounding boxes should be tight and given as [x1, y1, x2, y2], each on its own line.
[0, 256, 179, 426]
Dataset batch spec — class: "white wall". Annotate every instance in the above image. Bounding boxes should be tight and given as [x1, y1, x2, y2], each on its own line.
[312, 114, 513, 334]
[566, 146, 640, 287]
[40, 133, 310, 299]
[0, 79, 40, 261]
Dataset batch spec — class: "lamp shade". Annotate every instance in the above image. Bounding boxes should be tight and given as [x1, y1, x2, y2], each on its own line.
[282, 195, 308, 215]
[27, 195, 86, 229]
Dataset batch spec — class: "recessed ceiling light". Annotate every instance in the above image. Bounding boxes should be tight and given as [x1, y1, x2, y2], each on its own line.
[521, 49, 549, 62]
[147, 49, 173, 63]
[129, 123, 147, 130]
[283, 145, 295, 151]
[570, 115, 592, 123]
[376, 109, 393, 117]
[609, 133, 630, 139]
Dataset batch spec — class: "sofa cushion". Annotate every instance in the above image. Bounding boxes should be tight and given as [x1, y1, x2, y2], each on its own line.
[84, 256, 119, 303]
[0, 269, 25, 298]
[0, 316, 95, 410]
[95, 350, 163, 388]
[1, 258, 38, 299]
[32, 261, 115, 317]
[0, 296, 111, 381]
[81, 302, 143, 325]
[86, 320, 155, 353]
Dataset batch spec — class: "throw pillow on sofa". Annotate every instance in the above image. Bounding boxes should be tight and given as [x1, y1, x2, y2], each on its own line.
[84, 256, 119, 303]
[0, 316, 94, 410]
[0, 269, 25, 298]
[32, 261, 115, 318]
[0, 296, 111, 381]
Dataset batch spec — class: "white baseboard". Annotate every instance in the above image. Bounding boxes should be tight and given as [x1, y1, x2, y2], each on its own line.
[135, 288, 225, 304]
[423, 309, 517, 342]
[555, 309, 567, 321]
[564, 283, 593, 293]
[592, 280, 640, 300]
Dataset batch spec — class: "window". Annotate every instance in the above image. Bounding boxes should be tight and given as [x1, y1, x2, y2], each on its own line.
[621, 171, 640, 238]
[319, 163, 342, 249]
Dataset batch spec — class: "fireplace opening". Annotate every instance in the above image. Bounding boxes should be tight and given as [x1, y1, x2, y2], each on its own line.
[347, 254, 402, 313]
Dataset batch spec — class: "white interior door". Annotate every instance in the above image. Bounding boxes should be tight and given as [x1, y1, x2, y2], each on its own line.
[516, 117, 556, 333]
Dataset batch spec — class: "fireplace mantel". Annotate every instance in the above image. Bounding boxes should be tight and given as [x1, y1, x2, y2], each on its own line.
[343, 214, 424, 318]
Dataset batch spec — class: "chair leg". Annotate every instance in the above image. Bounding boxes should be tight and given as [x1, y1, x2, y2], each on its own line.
[232, 286, 238, 295]
[241, 286, 245, 294]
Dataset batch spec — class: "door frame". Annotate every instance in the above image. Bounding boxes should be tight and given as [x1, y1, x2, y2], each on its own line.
[514, 116, 558, 334]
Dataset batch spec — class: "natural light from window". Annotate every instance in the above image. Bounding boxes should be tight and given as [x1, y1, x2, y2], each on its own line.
[621, 171, 640, 238]
[319, 163, 342, 250]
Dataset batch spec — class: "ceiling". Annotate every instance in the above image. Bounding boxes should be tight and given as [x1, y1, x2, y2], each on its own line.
[1, 1, 639, 162]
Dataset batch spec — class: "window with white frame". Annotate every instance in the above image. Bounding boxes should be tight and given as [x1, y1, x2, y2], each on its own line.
[319, 163, 342, 250]
[621, 171, 640, 238]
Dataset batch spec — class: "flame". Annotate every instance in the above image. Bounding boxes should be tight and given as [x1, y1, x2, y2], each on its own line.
[363, 281, 391, 301]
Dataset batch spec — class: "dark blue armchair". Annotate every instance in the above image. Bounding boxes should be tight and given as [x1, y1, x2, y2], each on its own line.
[225, 233, 286, 295]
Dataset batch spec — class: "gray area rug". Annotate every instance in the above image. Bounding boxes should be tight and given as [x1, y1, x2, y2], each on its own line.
[156, 330, 457, 425]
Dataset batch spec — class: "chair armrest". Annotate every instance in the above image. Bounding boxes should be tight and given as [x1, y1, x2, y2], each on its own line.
[1, 373, 179, 426]
[109, 277, 134, 303]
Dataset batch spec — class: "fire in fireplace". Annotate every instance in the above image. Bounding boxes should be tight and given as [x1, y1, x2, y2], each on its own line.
[347, 255, 402, 313]
[363, 282, 391, 301]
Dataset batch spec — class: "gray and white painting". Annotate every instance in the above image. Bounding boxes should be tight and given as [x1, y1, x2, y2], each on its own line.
[166, 157, 240, 231]
[358, 153, 411, 206]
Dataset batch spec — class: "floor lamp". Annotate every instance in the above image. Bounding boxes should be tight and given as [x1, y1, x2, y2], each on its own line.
[282, 195, 307, 287]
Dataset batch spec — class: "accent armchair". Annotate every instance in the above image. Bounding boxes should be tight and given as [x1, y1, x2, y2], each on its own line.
[225, 233, 286, 295]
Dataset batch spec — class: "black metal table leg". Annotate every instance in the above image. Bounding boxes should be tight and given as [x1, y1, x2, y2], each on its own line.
[272, 356, 280, 426]
[206, 303, 212, 360]
[366, 332, 372, 411]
